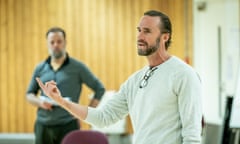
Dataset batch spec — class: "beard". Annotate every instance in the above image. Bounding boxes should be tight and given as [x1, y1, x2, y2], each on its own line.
[49, 48, 66, 59]
[137, 36, 160, 56]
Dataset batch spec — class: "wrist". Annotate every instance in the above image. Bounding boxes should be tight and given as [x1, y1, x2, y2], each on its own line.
[58, 97, 67, 107]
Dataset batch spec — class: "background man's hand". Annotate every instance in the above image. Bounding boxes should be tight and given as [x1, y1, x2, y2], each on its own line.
[39, 100, 53, 110]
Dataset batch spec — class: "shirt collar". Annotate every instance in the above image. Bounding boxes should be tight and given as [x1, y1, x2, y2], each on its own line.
[45, 53, 70, 67]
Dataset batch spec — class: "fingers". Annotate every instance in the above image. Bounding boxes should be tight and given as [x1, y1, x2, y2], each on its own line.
[56, 88, 61, 96]
[44, 102, 53, 110]
[36, 77, 47, 91]
[48, 80, 57, 85]
[36, 78, 57, 89]
[41, 101, 53, 110]
[45, 81, 57, 89]
[36, 78, 60, 100]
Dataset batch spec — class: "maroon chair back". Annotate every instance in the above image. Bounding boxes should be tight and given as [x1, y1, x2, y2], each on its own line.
[61, 130, 108, 144]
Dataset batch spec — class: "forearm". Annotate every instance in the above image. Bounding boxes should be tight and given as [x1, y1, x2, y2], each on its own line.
[59, 97, 88, 120]
[85, 91, 129, 128]
[26, 93, 41, 107]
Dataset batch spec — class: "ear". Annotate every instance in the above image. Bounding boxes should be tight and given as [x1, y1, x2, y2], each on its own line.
[162, 33, 170, 42]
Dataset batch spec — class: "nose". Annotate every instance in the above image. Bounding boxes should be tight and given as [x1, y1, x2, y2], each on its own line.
[137, 31, 145, 40]
[52, 42, 59, 48]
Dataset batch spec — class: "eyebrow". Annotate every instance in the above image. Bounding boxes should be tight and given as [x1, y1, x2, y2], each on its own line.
[137, 27, 151, 32]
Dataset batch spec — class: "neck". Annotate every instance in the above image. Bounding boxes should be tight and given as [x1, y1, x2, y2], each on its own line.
[147, 49, 171, 67]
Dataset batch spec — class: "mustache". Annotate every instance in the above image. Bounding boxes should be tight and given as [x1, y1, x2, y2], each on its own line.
[137, 40, 148, 45]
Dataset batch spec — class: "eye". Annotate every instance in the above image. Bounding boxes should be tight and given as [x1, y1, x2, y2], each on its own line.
[137, 28, 141, 32]
[137, 27, 151, 33]
[143, 29, 150, 33]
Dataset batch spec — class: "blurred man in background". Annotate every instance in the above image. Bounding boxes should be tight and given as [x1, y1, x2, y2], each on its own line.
[26, 27, 105, 144]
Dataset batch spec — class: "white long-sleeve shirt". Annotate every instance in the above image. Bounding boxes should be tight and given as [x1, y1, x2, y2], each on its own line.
[85, 56, 202, 144]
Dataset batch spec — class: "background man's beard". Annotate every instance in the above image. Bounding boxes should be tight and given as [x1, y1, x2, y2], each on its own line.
[137, 37, 160, 56]
[49, 49, 66, 59]
[53, 52, 64, 59]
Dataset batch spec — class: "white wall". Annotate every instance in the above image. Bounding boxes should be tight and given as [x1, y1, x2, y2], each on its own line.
[193, 0, 240, 124]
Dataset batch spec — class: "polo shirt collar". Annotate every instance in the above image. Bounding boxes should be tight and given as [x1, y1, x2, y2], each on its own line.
[45, 53, 70, 68]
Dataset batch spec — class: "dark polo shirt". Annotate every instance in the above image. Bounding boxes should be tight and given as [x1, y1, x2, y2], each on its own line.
[27, 55, 105, 126]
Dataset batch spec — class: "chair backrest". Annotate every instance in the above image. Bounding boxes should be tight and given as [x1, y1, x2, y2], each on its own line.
[61, 130, 108, 144]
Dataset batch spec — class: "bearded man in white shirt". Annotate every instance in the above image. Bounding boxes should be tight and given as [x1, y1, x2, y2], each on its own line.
[36, 10, 202, 144]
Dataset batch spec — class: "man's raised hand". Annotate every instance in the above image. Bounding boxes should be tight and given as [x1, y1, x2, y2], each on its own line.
[36, 78, 62, 104]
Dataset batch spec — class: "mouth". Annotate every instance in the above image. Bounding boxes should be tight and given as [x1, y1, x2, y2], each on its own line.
[138, 43, 144, 46]
[137, 40, 147, 47]
[137, 43, 147, 49]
